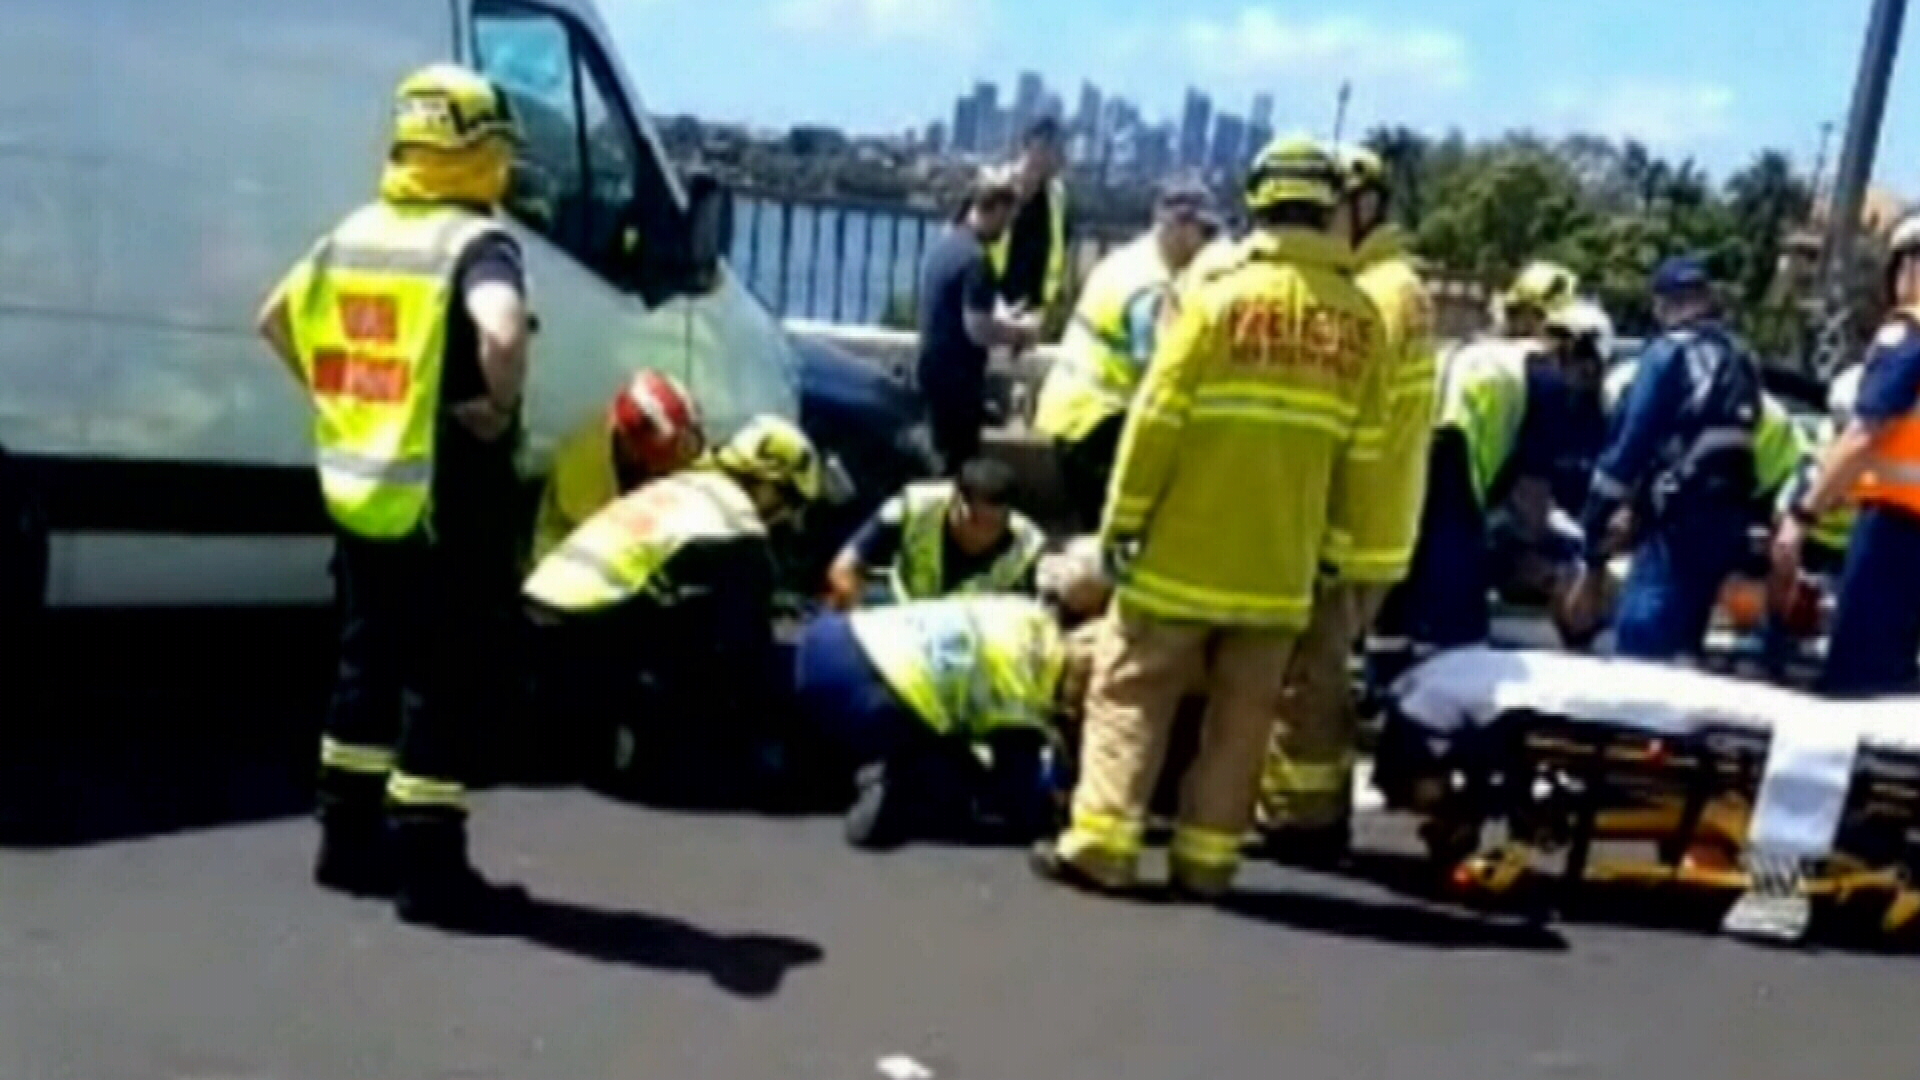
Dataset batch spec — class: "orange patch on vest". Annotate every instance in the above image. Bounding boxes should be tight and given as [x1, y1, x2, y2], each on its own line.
[311, 348, 411, 404]
[338, 293, 400, 345]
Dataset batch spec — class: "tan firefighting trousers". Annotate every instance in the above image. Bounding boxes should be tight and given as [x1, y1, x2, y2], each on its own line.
[1259, 584, 1387, 829]
[1059, 606, 1296, 896]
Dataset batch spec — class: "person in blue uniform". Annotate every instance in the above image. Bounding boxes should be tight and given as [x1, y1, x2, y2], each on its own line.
[1774, 216, 1920, 698]
[1570, 256, 1761, 661]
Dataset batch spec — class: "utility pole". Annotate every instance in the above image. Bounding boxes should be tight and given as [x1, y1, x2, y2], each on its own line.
[1805, 0, 1908, 378]
[1331, 81, 1352, 147]
[1821, 0, 1907, 298]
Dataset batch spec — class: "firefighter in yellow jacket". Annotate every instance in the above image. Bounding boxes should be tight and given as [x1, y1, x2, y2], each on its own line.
[529, 369, 706, 565]
[254, 66, 533, 931]
[1261, 147, 1438, 858]
[524, 416, 823, 801]
[1032, 177, 1220, 528]
[1032, 136, 1390, 899]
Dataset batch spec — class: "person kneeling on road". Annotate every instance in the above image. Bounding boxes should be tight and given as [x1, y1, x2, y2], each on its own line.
[825, 457, 1045, 609]
[529, 369, 706, 565]
[522, 415, 823, 802]
[797, 554, 1110, 851]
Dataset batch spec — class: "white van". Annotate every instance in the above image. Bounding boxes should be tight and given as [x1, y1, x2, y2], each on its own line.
[0, 0, 828, 610]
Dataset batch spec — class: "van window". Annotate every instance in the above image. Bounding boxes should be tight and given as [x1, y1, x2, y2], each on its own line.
[473, 1, 675, 283]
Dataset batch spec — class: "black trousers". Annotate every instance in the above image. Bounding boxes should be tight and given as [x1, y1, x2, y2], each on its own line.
[922, 374, 986, 476]
[1055, 412, 1126, 533]
[320, 526, 515, 827]
[529, 584, 783, 804]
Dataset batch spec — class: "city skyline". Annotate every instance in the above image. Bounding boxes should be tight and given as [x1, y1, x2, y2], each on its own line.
[935, 68, 1290, 180]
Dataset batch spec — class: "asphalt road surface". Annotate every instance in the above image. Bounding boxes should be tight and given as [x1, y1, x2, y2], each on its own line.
[3, 613, 1918, 1080]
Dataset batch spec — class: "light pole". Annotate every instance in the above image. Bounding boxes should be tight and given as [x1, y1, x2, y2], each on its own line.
[1821, 0, 1907, 300]
[1332, 81, 1352, 147]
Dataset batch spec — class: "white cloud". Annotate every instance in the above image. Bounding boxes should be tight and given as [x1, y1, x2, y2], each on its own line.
[774, 0, 990, 47]
[1181, 8, 1471, 93]
[1547, 79, 1736, 148]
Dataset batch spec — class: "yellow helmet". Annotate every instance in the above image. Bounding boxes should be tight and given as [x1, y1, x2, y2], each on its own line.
[1343, 147, 1388, 195]
[390, 64, 521, 154]
[1244, 135, 1343, 212]
[1503, 260, 1579, 317]
[714, 415, 823, 502]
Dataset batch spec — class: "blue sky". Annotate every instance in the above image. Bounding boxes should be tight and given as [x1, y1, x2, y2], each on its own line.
[600, 0, 1920, 187]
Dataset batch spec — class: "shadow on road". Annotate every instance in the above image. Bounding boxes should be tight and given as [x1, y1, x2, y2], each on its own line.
[1220, 884, 1568, 952]
[514, 897, 825, 996]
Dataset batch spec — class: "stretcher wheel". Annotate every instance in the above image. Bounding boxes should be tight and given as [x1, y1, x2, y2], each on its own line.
[1419, 819, 1480, 869]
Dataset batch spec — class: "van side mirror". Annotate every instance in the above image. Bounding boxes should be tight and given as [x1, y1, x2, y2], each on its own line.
[684, 169, 735, 288]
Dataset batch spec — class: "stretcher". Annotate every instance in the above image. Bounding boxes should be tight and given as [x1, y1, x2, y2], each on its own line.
[1375, 647, 1920, 939]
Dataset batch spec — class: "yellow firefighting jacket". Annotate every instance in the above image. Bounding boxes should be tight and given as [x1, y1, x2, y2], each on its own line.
[1103, 227, 1389, 629]
[1325, 225, 1437, 585]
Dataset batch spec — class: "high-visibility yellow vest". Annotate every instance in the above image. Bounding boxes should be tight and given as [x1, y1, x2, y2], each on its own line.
[283, 201, 507, 538]
[1753, 394, 1807, 500]
[1435, 339, 1531, 506]
[531, 415, 620, 566]
[988, 177, 1068, 311]
[523, 470, 765, 614]
[1105, 227, 1389, 629]
[1033, 233, 1172, 443]
[1326, 227, 1437, 584]
[891, 481, 1045, 602]
[849, 595, 1064, 738]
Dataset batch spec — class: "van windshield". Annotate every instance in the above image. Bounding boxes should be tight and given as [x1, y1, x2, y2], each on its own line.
[474, 1, 678, 284]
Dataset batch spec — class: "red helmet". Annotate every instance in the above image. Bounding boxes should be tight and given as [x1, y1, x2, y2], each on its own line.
[610, 370, 703, 476]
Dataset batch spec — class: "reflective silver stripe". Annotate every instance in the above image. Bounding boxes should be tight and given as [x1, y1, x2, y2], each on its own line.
[317, 448, 432, 487]
[1591, 471, 1630, 499]
[313, 241, 460, 277]
[550, 541, 633, 595]
[1672, 426, 1755, 472]
[1867, 459, 1920, 486]
[316, 212, 495, 277]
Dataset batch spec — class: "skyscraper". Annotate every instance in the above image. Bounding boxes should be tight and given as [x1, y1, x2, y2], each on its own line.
[973, 81, 1003, 154]
[953, 95, 978, 154]
[1076, 81, 1104, 139]
[1014, 71, 1044, 141]
[1250, 93, 1275, 132]
[1180, 88, 1213, 169]
[1210, 112, 1247, 174]
[1248, 93, 1275, 159]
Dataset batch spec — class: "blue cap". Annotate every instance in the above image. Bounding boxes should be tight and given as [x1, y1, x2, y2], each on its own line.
[1650, 255, 1710, 295]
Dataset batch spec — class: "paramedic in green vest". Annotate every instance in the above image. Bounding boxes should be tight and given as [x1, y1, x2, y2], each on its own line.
[523, 417, 824, 803]
[1033, 176, 1221, 529]
[796, 593, 1088, 850]
[990, 115, 1070, 320]
[1371, 263, 1602, 671]
[255, 65, 532, 932]
[825, 457, 1045, 608]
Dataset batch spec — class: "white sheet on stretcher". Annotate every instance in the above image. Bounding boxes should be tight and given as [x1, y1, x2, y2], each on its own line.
[1393, 649, 1920, 861]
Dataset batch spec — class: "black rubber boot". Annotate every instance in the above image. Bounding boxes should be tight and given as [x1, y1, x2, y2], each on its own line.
[391, 818, 530, 934]
[313, 811, 395, 898]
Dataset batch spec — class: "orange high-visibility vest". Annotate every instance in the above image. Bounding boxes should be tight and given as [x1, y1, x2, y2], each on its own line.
[1854, 309, 1920, 517]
